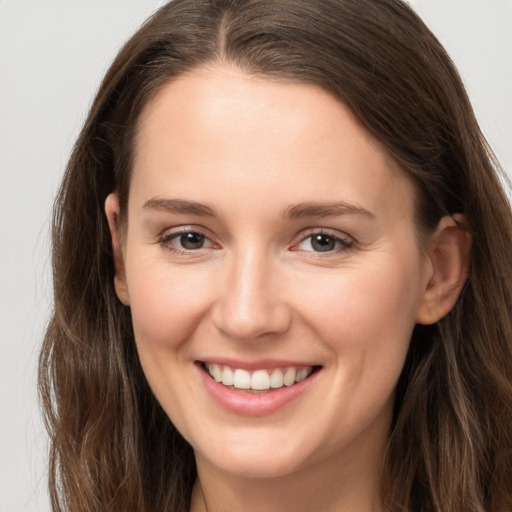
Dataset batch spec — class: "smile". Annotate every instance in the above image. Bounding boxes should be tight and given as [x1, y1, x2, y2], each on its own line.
[203, 363, 316, 391]
[197, 361, 322, 415]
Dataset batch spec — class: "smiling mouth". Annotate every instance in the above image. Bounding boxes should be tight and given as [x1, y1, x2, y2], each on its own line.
[200, 362, 320, 392]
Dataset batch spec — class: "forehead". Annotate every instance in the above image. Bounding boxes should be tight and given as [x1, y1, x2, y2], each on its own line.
[131, 65, 415, 222]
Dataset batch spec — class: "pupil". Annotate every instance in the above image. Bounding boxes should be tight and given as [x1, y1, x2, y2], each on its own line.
[181, 232, 204, 249]
[312, 234, 335, 252]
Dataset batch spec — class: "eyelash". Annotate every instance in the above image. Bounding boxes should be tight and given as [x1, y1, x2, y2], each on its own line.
[158, 229, 216, 255]
[157, 228, 354, 255]
[292, 230, 354, 255]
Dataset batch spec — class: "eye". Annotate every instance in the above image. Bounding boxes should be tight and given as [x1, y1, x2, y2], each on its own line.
[295, 232, 353, 253]
[175, 232, 207, 250]
[159, 230, 215, 252]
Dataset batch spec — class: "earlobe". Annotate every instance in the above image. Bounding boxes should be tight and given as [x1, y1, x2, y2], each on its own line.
[105, 193, 130, 305]
[416, 214, 471, 325]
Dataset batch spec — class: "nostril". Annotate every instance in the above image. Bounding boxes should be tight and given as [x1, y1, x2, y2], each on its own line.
[211, 303, 292, 342]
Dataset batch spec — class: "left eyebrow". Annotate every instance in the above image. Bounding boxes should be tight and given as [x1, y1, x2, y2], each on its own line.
[285, 201, 374, 219]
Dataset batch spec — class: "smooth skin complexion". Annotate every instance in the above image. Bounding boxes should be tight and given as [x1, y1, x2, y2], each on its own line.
[105, 66, 470, 512]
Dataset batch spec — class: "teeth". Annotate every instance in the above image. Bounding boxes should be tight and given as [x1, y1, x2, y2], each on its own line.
[212, 364, 222, 382]
[295, 367, 310, 383]
[233, 369, 251, 389]
[222, 365, 234, 386]
[283, 368, 296, 386]
[251, 370, 270, 390]
[270, 369, 284, 388]
[205, 364, 313, 391]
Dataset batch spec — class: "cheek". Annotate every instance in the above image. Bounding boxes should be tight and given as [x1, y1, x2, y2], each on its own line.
[295, 255, 422, 370]
[300, 258, 421, 432]
[124, 258, 215, 435]
[126, 257, 214, 355]
[345, 268, 418, 339]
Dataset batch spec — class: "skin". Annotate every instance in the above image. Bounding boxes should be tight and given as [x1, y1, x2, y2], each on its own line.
[106, 65, 471, 512]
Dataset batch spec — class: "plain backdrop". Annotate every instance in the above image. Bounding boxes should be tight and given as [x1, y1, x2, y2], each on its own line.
[1, 1, 511, 511]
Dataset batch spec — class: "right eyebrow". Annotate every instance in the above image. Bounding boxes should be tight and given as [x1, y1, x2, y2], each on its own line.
[141, 197, 218, 217]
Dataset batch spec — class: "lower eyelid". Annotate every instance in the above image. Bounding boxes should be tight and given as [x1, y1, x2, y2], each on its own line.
[157, 230, 219, 252]
[157, 228, 353, 254]
[293, 232, 353, 251]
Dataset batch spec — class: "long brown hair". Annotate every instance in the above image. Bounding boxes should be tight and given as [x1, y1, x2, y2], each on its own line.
[39, 1, 512, 510]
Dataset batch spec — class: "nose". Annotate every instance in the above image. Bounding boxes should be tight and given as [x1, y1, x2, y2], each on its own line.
[211, 248, 291, 341]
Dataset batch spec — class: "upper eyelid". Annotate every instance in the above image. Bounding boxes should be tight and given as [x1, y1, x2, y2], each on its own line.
[293, 227, 354, 243]
[156, 225, 354, 247]
[158, 224, 214, 238]
[157, 226, 219, 252]
[287, 228, 355, 256]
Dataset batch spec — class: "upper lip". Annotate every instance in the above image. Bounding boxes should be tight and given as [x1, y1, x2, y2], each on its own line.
[197, 357, 320, 371]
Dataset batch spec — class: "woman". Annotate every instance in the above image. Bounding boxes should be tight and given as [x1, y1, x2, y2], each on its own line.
[39, 0, 512, 510]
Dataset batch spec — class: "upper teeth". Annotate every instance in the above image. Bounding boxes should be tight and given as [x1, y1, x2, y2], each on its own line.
[205, 364, 313, 390]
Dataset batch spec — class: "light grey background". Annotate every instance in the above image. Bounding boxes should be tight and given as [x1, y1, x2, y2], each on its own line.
[1, 1, 511, 511]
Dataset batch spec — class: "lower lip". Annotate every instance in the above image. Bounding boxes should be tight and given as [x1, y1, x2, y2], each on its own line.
[197, 364, 319, 416]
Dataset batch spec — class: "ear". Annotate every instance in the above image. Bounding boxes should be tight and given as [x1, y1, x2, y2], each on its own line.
[105, 193, 130, 305]
[416, 214, 472, 325]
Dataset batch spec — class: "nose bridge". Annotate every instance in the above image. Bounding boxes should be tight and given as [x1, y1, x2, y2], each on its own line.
[213, 243, 290, 341]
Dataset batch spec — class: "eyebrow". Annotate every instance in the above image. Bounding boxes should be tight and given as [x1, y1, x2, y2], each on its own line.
[142, 197, 218, 217]
[285, 201, 374, 219]
[141, 197, 374, 220]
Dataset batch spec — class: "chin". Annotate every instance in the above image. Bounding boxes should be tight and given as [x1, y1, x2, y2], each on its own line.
[193, 430, 314, 479]
[205, 452, 304, 479]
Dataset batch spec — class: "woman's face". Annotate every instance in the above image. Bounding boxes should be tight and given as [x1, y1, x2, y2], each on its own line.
[109, 66, 433, 480]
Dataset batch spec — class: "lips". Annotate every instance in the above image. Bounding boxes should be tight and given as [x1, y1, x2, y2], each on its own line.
[197, 360, 321, 415]
[204, 363, 314, 391]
